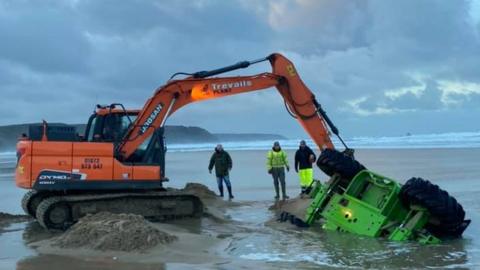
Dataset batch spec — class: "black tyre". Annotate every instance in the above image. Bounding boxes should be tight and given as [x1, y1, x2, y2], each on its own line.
[399, 177, 469, 237]
[316, 149, 366, 180]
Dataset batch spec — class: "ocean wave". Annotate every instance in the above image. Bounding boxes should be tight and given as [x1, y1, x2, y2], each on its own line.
[168, 131, 480, 151]
[0, 131, 478, 156]
[0, 151, 16, 157]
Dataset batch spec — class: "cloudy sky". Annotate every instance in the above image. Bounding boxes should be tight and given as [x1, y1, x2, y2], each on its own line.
[1, 0, 479, 138]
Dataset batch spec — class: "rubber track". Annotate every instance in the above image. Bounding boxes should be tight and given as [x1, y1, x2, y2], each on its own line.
[21, 190, 37, 217]
[35, 191, 204, 230]
[36, 196, 66, 230]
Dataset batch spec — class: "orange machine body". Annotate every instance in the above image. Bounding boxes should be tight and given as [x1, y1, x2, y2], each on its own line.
[16, 136, 162, 190]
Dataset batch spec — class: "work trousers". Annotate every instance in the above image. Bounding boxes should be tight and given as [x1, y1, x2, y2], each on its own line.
[216, 175, 232, 196]
[299, 168, 313, 188]
[271, 167, 286, 198]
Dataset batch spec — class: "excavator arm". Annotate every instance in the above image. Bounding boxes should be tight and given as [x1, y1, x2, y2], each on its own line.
[118, 53, 344, 160]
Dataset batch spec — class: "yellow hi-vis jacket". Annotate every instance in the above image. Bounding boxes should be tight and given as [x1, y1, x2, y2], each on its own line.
[267, 150, 289, 170]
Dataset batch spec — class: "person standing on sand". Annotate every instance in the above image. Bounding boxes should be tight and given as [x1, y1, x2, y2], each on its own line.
[295, 140, 316, 194]
[208, 144, 234, 199]
[267, 141, 290, 200]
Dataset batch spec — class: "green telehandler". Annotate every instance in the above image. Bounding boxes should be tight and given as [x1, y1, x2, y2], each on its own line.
[278, 149, 471, 244]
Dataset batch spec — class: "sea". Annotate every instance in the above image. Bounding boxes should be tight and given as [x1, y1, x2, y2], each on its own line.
[167, 131, 480, 151]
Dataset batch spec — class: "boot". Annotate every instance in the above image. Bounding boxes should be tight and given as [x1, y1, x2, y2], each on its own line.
[281, 179, 288, 200]
[218, 185, 224, 197]
[274, 179, 280, 200]
[227, 186, 234, 200]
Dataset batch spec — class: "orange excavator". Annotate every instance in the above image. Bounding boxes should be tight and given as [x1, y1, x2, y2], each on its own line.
[15, 53, 351, 230]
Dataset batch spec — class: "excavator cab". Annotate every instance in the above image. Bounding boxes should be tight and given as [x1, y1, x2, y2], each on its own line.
[84, 105, 138, 143]
[82, 105, 167, 173]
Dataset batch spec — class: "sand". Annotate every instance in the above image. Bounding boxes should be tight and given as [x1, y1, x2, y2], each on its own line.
[183, 182, 218, 199]
[27, 183, 257, 266]
[0, 212, 30, 232]
[52, 212, 177, 252]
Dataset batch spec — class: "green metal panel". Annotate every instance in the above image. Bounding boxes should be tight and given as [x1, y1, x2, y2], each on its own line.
[304, 181, 328, 225]
[303, 170, 442, 244]
[321, 194, 387, 237]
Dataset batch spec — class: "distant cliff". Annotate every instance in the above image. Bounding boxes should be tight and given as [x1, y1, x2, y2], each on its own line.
[214, 133, 287, 142]
[0, 123, 285, 151]
[164, 125, 217, 143]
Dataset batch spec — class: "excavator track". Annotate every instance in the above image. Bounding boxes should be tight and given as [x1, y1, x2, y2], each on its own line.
[22, 190, 51, 218]
[35, 191, 204, 230]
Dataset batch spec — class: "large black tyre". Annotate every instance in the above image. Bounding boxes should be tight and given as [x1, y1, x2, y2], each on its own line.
[399, 177, 469, 237]
[316, 149, 366, 180]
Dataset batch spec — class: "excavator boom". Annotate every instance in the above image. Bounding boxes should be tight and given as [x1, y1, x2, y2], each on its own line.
[118, 53, 337, 160]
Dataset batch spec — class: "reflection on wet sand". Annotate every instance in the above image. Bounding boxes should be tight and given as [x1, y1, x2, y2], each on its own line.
[17, 255, 167, 270]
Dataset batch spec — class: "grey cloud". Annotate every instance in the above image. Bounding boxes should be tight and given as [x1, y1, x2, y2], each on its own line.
[0, 0, 479, 137]
[0, 1, 90, 73]
[77, 0, 270, 40]
[264, 0, 371, 55]
[355, 80, 444, 113]
[389, 81, 444, 111]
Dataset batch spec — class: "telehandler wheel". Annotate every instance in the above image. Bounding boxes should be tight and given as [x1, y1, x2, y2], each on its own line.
[400, 177, 469, 237]
[316, 149, 366, 180]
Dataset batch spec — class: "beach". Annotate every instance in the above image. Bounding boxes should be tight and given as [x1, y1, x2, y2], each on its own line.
[1, 148, 480, 269]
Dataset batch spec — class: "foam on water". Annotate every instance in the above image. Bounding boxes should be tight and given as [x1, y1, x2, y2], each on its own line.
[0, 151, 16, 157]
[239, 252, 347, 268]
[166, 131, 480, 151]
[1, 131, 479, 156]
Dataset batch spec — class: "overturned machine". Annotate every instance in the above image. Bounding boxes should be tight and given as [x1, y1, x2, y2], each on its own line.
[278, 149, 471, 244]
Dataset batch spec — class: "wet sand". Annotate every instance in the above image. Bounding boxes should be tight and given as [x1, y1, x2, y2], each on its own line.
[1, 148, 480, 269]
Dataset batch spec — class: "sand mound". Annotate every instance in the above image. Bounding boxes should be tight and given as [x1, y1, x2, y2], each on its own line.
[52, 212, 177, 252]
[0, 212, 31, 228]
[0, 212, 29, 221]
[268, 197, 313, 225]
[183, 182, 218, 200]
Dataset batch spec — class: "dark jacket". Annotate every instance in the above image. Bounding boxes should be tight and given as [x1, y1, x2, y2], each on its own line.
[295, 146, 316, 171]
[208, 150, 232, 177]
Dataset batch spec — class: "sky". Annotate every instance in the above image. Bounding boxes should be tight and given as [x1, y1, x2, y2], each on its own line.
[0, 0, 479, 138]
